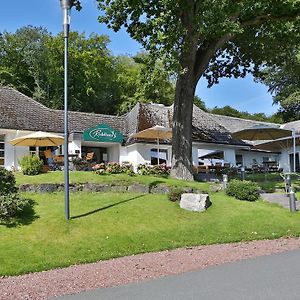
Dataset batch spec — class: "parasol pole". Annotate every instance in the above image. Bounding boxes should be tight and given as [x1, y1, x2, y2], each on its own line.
[293, 129, 296, 173]
[157, 132, 160, 165]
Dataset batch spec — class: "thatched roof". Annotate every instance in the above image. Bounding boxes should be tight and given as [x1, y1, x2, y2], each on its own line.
[2, 86, 287, 146]
[209, 113, 280, 133]
[0, 87, 125, 133]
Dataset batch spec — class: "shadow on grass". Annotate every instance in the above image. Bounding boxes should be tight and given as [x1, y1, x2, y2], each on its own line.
[71, 194, 146, 219]
[148, 180, 165, 189]
[0, 199, 39, 228]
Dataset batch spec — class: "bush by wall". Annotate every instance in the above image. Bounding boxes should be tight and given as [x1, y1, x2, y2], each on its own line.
[0, 168, 18, 195]
[19, 155, 43, 175]
[168, 187, 184, 202]
[94, 162, 135, 176]
[226, 179, 259, 201]
[0, 167, 31, 220]
[137, 164, 170, 176]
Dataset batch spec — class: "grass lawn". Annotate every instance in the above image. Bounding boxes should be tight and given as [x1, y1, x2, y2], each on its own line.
[14, 171, 210, 190]
[1, 190, 300, 276]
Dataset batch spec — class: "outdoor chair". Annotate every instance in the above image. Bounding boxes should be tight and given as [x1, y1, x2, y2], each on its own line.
[44, 149, 57, 170]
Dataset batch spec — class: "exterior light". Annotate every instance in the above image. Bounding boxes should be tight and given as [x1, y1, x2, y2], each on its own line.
[60, 0, 72, 220]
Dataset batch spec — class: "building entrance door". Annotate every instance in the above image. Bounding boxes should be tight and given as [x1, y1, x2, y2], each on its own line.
[82, 146, 108, 163]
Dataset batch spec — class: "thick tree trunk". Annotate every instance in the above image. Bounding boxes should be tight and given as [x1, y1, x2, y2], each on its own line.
[170, 71, 196, 180]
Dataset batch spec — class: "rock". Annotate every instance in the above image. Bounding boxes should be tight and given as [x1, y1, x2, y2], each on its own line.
[127, 184, 149, 194]
[18, 184, 36, 192]
[209, 184, 223, 192]
[111, 185, 127, 192]
[180, 193, 211, 212]
[69, 184, 83, 192]
[83, 183, 111, 192]
[39, 183, 58, 193]
[150, 185, 170, 194]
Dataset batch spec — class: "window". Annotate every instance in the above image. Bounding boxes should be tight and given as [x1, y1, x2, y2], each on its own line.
[0, 135, 4, 166]
[150, 148, 168, 165]
[235, 154, 243, 166]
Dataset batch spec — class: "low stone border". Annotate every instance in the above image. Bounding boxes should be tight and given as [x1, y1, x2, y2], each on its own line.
[18, 183, 203, 194]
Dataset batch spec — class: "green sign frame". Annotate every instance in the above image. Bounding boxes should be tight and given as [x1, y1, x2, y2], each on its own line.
[83, 124, 124, 143]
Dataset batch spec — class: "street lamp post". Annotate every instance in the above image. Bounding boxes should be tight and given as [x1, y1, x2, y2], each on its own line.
[60, 0, 71, 220]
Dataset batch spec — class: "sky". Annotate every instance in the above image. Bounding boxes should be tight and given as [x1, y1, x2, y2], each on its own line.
[0, 0, 279, 115]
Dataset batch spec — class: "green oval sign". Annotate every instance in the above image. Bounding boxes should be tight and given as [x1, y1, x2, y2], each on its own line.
[83, 124, 124, 143]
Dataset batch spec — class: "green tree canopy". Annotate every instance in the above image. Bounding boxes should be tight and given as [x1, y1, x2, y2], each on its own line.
[97, 0, 300, 179]
[256, 48, 300, 122]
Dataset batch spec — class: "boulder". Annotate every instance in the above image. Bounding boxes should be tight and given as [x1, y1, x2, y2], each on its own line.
[180, 193, 211, 212]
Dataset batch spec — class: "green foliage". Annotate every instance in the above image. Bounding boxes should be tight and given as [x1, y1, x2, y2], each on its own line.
[210, 105, 279, 123]
[0, 168, 17, 195]
[168, 187, 184, 202]
[19, 155, 43, 176]
[0, 168, 31, 220]
[97, 0, 300, 180]
[94, 162, 134, 175]
[137, 164, 170, 176]
[256, 48, 300, 122]
[226, 180, 260, 202]
[0, 27, 176, 115]
[0, 194, 30, 220]
[116, 53, 175, 113]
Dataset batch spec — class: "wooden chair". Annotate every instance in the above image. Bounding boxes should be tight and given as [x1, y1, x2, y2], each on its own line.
[43, 149, 52, 159]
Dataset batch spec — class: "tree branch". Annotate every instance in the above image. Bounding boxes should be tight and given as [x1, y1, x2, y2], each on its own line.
[194, 33, 232, 83]
[240, 11, 300, 27]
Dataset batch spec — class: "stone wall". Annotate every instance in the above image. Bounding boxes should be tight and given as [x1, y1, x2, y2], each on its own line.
[18, 183, 203, 194]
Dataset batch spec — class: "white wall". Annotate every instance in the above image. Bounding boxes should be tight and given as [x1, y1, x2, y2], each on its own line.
[69, 139, 81, 156]
[124, 143, 172, 170]
[4, 131, 30, 170]
[107, 144, 120, 162]
[279, 146, 300, 172]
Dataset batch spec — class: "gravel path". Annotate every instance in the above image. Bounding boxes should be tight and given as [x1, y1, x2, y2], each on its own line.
[1, 237, 300, 300]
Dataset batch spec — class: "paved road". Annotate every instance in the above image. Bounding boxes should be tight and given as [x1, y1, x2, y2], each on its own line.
[57, 249, 300, 300]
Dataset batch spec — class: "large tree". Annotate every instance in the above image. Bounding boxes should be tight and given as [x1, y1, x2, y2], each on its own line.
[96, 0, 300, 180]
[257, 48, 300, 122]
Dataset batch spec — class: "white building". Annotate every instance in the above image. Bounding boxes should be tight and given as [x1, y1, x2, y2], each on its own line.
[0, 87, 299, 173]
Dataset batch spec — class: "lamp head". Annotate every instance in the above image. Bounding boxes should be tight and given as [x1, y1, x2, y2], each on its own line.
[60, 0, 72, 37]
[60, 0, 72, 10]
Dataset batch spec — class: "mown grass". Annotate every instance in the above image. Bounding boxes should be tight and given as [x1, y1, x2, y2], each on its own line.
[1, 191, 300, 276]
[14, 171, 210, 190]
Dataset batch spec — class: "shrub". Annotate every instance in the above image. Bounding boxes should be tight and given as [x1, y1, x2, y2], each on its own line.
[95, 162, 134, 175]
[137, 164, 170, 176]
[226, 179, 259, 201]
[168, 187, 184, 202]
[0, 169, 32, 220]
[0, 167, 17, 195]
[19, 155, 43, 175]
[0, 194, 31, 220]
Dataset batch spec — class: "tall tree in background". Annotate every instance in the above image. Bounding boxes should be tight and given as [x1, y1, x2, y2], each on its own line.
[0, 26, 175, 115]
[97, 0, 300, 180]
[116, 53, 175, 113]
[257, 49, 300, 122]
